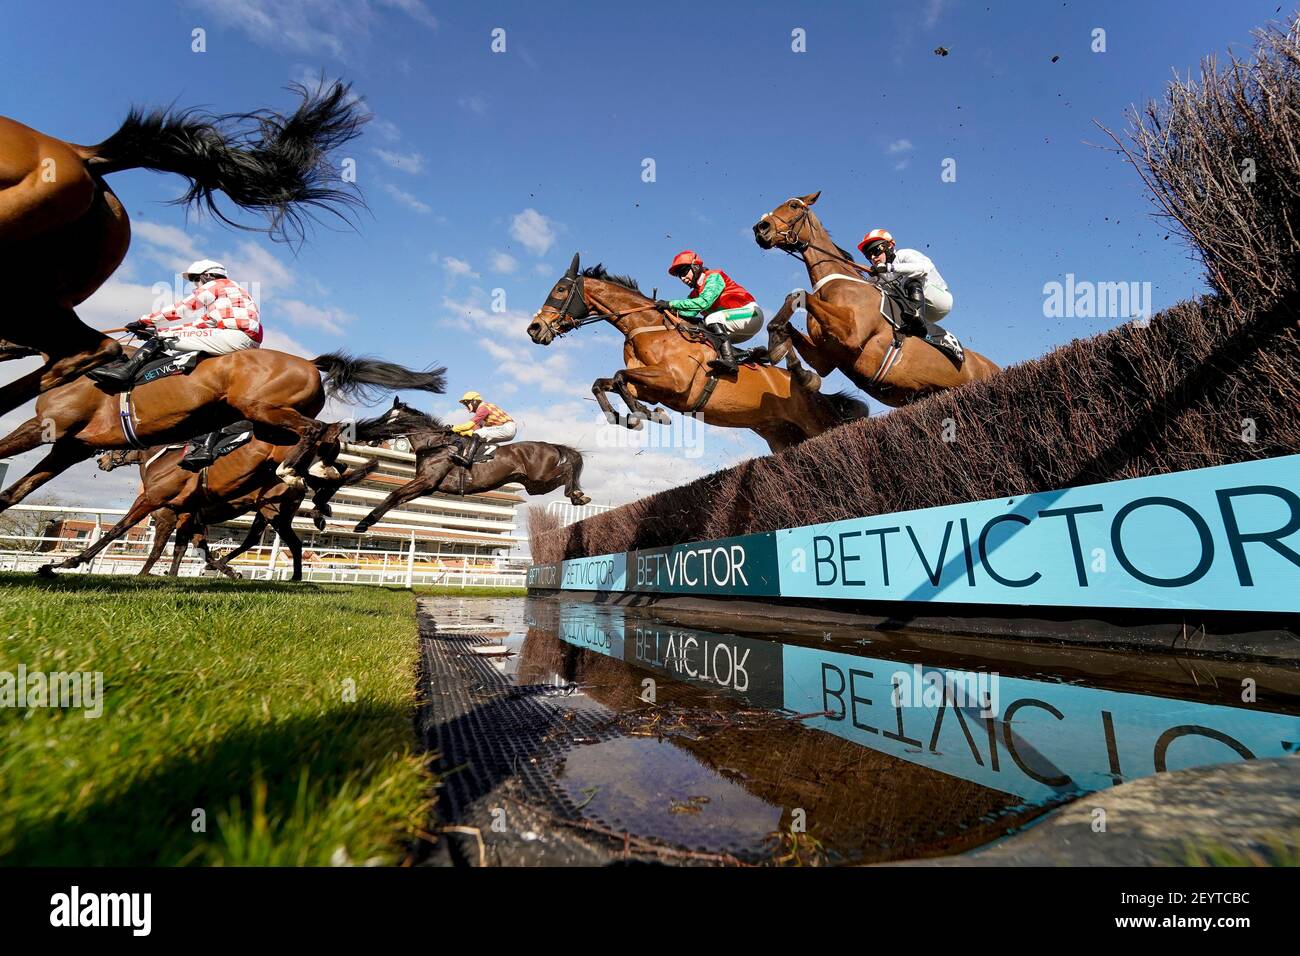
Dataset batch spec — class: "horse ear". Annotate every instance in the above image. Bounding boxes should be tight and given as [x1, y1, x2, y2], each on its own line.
[392, 395, 400, 408]
[567, 252, 580, 277]
[800, 190, 822, 206]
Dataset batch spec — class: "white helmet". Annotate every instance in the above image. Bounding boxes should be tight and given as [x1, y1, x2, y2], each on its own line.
[183, 259, 227, 281]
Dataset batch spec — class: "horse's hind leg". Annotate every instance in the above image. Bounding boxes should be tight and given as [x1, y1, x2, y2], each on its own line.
[269, 510, 304, 581]
[0, 441, 91, 515]
[40, 491, 158, 574]
[562, 456, 591, 506]
[239, 402, 325, 489]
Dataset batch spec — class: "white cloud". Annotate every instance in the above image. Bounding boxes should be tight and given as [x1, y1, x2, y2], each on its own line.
[279, 299, 354, 335]
[197, 0, 437, 57]
[381, 181, 431, 214]
[440, 256, 479, 280]
[457, 94, 489, 115]
[509, 208, 557, 256]
[490, 251, 518, 274]
[372, 147, 424, 175]
[887, 138, 914, 154]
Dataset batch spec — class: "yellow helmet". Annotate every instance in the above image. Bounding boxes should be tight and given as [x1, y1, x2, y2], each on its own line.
[459, 390, 482, 403]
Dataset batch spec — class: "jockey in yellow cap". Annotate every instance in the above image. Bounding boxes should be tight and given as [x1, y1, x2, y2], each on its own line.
[451, 391, 516, 467]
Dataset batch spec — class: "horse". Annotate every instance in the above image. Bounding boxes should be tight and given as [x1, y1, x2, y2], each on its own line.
[42, 441, 378, 580]
[526, 254, 870, 453]
[0, 80, 365, 417]
[0, 351, 444, 516]
[753, 192, 1001, 405]
[350, 398, 590, 534]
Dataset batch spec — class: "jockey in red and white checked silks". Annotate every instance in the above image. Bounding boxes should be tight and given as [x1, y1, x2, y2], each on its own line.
[136, 259, 262, 355]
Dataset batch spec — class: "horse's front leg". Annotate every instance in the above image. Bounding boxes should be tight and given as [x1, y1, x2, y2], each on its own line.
[242, 404, 324, 491]
[610, 371, 659, 428]
[614, 364, 693, 418]
[591, 377, 642, 430]
[354, 459, 451, 533]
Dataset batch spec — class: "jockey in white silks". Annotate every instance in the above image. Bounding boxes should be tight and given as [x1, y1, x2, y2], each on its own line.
[857, 229, 953, 333]
[87, 259, 264, 468]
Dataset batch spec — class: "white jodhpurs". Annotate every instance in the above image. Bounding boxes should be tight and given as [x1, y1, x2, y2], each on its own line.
[924, 285, 953, 324]
[160, 328, 260, 355]
[703, 303, 765, 344]
[474, 421, 517, 447]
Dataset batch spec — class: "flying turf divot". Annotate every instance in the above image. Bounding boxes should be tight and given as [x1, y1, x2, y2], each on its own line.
[529, 455, 1300, 615]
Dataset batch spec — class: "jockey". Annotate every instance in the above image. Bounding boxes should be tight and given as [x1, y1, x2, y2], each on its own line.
[857, 230, 952, 334]
[450, 391, 516, 467]
[652, 250, 763, 374]
[88, 259, 262, 391]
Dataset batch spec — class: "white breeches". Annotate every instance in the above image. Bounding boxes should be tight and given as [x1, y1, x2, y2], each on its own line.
[924, 286, 953, 324]
[703, 303, 765, 344]
[475, 421, 517, 445]
[160, 328, 260, 355]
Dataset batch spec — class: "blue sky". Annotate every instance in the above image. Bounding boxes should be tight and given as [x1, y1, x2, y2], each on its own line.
[0, 0, 1285, 509]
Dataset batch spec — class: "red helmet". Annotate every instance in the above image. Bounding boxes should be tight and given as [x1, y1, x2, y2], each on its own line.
[857, 228, 895, 257]
[668, 250, 703, 276]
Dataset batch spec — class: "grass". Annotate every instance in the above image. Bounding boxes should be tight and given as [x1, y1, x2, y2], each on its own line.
[1172, 832, 1300, 867]
[412, 584, 527, 597]
[0, 573, 430, 866]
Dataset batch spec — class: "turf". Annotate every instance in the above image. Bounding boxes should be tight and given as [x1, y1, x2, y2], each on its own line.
[0, 573, 429, 866]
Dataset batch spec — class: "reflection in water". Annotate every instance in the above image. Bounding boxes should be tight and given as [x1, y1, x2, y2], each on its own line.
[427, 596, 1300, 865]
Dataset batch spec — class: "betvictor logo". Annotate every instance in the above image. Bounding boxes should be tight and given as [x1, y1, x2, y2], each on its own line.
[49, 886, 151, 936]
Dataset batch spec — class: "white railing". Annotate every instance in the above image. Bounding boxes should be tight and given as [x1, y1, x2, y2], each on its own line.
[0, 504, 524, 588]
[545, 500, 614, 526]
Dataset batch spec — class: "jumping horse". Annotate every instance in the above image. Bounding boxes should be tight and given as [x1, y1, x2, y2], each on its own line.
[527, 254, 869, 453]
[753, 192, 1000, 405]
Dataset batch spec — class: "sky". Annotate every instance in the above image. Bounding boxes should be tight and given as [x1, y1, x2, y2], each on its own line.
[0, 0, 1287, 517]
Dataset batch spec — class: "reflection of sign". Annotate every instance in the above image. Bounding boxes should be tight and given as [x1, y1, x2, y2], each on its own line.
[546, 606, 1300, 805]
[786, 647, 1299, 803]
[530, 456, 1300, 612]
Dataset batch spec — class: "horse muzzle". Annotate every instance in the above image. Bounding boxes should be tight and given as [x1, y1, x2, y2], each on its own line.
[752, 219, 774, 249]
[527, 315, 557, 346]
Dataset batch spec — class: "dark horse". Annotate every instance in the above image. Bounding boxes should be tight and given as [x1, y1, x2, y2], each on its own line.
[0, 81, 365, 416]
[351, 398, 590, 534]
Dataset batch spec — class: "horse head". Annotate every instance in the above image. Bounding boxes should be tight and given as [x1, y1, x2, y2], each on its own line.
[528, 252, 587, 345]
[97, 449, 142, 472]
[753, 191, 822, 251]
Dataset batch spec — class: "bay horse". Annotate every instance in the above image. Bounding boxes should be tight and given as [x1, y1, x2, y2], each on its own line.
[526, 254, 869, 453]
[350, 398, 590, 534]
[0, 80, 365, 416]
[42, 441, 377, 580]
[753, 192, 1001, 405]
[0, 351, 445, 515]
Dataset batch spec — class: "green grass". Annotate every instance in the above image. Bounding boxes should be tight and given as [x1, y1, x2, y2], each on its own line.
[0, 573, 430, 866]
[412, 585, 527, 597]
[1172, 832, 1300, 867]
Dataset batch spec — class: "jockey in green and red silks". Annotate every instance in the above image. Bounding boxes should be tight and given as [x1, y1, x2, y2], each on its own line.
[653, 250, 764, 373]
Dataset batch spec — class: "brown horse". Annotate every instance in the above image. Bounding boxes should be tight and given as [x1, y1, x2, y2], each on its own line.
[0, 81, 365, 416]
[753, 192, 1001, 405]
[526, 254, 869, 453]
[350, 398, 590, 533]
[43, 439, 377, 580]
[0, 351, 444, 515]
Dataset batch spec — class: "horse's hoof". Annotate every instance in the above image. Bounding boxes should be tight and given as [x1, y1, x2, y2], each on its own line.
[354, 522, 370, 534]
[768, 340, 790, 363]
[796, 369, 823, 392]
[308, 462, 342, 481]
[573, 494, 591, 506]
[649, 409, 672, 426]
[625, 415, 644, 431]
[282, 474, 306, 491]
[36, 564, 56, 578]
[604, 411, 619, 425]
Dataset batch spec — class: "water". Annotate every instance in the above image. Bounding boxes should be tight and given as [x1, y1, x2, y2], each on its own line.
[423, 596, 1300, 865]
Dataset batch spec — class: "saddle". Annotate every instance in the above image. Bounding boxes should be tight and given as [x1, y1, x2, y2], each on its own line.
[454, 434, 498, 464]
[876, 276, 965, 368]
[134, 349, 203, 386]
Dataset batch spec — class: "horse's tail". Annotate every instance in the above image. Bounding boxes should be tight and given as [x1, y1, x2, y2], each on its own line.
[313, 352, 447, 405]
[809, 388, 871, 427]
[84, 80, 366, 244]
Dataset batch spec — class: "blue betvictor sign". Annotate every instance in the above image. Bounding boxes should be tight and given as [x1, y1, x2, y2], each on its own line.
[531, 456, 1300, 613]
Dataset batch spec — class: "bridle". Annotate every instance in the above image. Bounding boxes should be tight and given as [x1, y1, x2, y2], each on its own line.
[760, 198, 877, 278]
[534, 269, 665, 340]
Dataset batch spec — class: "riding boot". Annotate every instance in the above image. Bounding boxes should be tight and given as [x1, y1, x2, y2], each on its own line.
[902, 278, 928, 336]
[179, 430, 222, 472]
[451, 434, 481, 468]
[86, 336, 167, 390]
[708, 339, 739, 375]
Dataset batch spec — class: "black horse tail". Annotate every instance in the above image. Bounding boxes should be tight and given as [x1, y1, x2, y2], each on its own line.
[314, 352, 446, 405]
[810, 388, 871, 426]
[86, 80, 366, 244]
